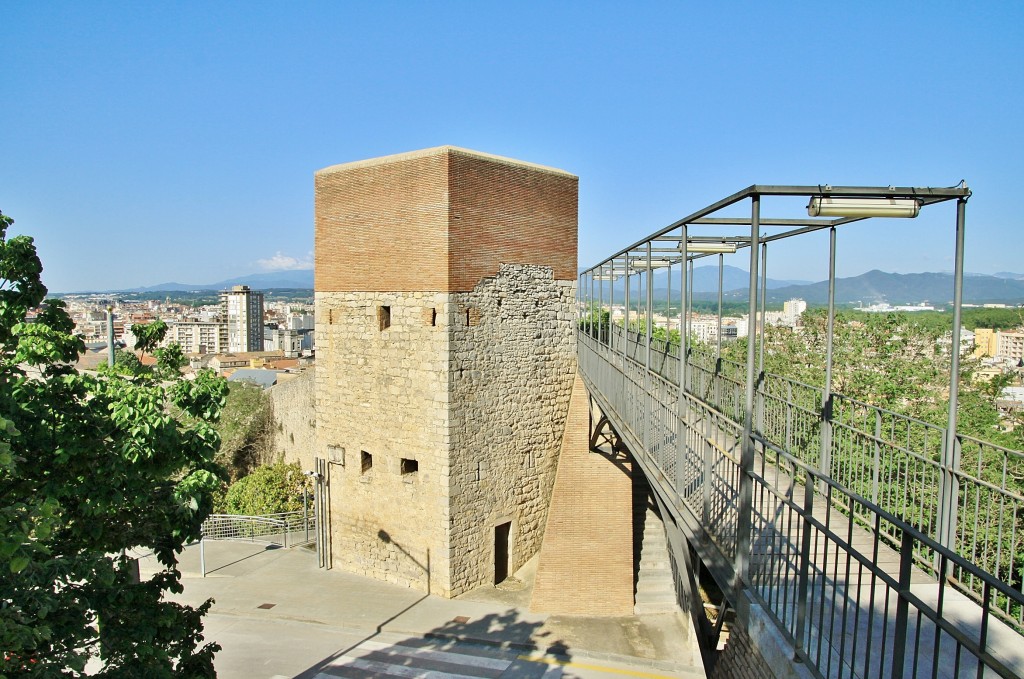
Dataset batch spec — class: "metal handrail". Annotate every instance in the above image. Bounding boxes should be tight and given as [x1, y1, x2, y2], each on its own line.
[578, 329, 1024, 678]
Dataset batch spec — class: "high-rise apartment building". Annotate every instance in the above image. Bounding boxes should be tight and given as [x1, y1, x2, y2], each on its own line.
[220, 285, 264, 353]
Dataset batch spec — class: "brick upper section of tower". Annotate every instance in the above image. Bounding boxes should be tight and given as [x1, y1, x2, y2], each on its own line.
[314, 146, 579, 292]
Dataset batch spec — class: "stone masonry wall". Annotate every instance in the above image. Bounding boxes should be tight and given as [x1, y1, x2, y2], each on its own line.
[447, 264, 577, 596]
[315, 291, 453, 594]
[268, 369, 316, 471]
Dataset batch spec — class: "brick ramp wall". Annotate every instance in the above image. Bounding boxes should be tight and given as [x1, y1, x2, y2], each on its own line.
[710, 625, 776, 679]
[529, 374, 634, 616]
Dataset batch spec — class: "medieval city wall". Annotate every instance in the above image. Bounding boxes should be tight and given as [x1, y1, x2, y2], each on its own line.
[268, 369, 316, 471]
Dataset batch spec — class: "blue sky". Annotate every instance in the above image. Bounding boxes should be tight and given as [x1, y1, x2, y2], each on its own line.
[2, 2, 1021, 292]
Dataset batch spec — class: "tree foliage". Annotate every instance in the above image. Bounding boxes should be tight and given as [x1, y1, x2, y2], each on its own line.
[0, 210, 227, 677]
[216, 462, 311, 516]
[212, 382, 274, 481]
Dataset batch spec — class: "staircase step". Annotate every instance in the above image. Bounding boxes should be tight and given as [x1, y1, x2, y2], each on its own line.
[636, 578, 676, 594]
[634, 601, 679, 615]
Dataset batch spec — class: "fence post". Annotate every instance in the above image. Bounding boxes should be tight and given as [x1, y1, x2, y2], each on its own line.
[794, 470, 815, 656]
[889, 529, 915, 679]
[200, 537, 206, 578]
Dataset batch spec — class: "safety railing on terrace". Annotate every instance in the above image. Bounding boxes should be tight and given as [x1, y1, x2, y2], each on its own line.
[198, 510, 315, 576]
[578, 184, 1024, 678]
[607, 322, 1024, 627]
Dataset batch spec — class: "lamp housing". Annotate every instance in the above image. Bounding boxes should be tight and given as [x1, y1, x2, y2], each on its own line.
[807, 197, 921, 218]
[684, 243, 738, 254]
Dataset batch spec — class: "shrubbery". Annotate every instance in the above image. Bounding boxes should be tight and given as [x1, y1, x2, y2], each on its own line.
[215, 462, 310, 516]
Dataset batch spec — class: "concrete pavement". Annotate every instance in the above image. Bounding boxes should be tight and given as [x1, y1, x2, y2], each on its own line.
[137, 541, 704, 678]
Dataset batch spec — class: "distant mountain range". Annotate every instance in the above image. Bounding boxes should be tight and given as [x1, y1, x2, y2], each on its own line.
[68, 266, 1024, 306]
[746, 270, 1024, 306]
[112, 270, 315, 293]
[628, 267, 1024, 306]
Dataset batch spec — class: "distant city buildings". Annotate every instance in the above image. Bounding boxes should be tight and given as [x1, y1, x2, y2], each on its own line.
[221, 285, 264, 353]
[59, 288, 317, 378]
[973, 328, 1024, 362]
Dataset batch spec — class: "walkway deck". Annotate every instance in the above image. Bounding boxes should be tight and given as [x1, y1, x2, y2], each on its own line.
[579, 333, 1024, 679]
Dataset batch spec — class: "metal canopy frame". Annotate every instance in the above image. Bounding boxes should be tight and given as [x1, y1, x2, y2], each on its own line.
[578, 182, 975, 628]
[589, 184, 970, 270]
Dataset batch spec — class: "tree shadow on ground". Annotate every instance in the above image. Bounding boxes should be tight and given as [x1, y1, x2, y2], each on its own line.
[295, 607, 571, 678]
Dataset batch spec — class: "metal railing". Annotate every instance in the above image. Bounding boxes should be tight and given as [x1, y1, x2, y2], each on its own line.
[596, 322, 1024, 630]
[579, 329, 1024, 678]
[199, 510, 315, 576]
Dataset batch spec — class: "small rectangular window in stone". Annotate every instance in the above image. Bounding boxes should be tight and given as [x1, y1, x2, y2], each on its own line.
[431, 308, 437, 326]
[400, 458, 419, 476]
[465, 308, 471, 326]
[378, 305, 391, 331]
[361, 451, 372, 474]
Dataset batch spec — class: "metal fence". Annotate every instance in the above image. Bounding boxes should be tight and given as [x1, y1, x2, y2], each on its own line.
[598, 322, 1024, 632]
[199, 510, 315, 576]
[579, 330, 1024, 678]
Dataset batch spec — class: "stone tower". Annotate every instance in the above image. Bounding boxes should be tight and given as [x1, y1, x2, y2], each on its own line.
[314, 146, 578, 597]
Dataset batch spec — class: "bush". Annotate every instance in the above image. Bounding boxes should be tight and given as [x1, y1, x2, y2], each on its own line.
[217, 462, 310, 516]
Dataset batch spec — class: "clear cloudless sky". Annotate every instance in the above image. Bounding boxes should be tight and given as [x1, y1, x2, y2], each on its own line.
[2, 1, 1022, 292]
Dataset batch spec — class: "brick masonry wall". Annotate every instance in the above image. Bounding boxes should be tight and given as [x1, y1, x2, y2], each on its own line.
[529, 376, 636, 616]
[711, 625, 777, 679]
[447, 265, 576, 596]
[448, 150, 578, 288]
[315, 151, 450, 292]
[314, 146, 578, 293]
[268, 369, 316, 471]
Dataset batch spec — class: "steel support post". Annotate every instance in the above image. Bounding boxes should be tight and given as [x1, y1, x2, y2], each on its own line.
[677, 226, 689, 495]
[715, 253, 724, 408]
[618, 259, 626, 352]
[666, 257, 672, 341]
[646, 243, 653, 372]
[938, 198, 967, 553]
[820, 227, 837, 484]
[645, 243, 653, 453]
[609, 261, 616, 351]
[716, 253, 724, 360]
[687, 260, 694, 343]
[736, 195, 760, 603]
[598, 263, 604, 345]
[758, 244, 767, 377]
[589, 271, 595, 339]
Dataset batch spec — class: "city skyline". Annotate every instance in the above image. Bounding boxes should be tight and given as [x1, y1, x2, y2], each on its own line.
[3, 2, 1022, 292]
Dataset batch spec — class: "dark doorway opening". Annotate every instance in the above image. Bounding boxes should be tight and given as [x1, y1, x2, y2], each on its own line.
[494, 521, 511, 584]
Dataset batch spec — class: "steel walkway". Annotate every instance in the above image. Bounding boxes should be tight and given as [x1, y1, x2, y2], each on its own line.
[575, 184, 1024, 679]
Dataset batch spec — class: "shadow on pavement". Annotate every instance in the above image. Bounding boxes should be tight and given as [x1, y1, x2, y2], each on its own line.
[295, 607, 569, 678]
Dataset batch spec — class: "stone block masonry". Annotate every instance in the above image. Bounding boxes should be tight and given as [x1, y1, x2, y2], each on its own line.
[314, 146, 578, 597]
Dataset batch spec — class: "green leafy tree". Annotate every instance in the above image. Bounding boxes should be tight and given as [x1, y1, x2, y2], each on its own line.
[0, 210, 227, 677]
[131, 319, 168, 364]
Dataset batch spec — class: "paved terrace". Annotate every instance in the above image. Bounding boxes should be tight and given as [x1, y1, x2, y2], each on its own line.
[136, 542, 703, 679]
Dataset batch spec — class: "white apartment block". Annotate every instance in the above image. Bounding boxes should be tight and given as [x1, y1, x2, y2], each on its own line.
[167, 321, 226, 355]
[220, 285, 265, 354]
[996, 331, 1024, 362]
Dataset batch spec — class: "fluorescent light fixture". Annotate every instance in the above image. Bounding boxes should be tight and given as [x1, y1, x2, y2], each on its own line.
[592, 274, 619, 281]
[807, 197, 921, 218]
[629, 258, 675, 269]
[684, 242, 738, 254]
